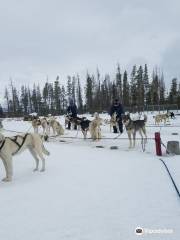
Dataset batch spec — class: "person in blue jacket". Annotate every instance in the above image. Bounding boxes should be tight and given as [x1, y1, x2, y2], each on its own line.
[109, 99, 124, 133]
[67, 99, 78, 130]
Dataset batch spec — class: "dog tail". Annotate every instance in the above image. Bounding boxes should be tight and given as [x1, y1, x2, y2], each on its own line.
[42, 144, 50, 156]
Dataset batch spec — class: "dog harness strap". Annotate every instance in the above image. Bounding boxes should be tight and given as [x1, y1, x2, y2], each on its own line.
[16, 133, 29, 153]
[13, 136, 21, 147]
[10, 133, 30, 154]
[19, 133, 29, 148]
[0, 140, 6, 151]
[10, 136, 21, 148]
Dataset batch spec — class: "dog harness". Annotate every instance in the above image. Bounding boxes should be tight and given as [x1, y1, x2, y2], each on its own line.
[0, 133, 30, 154]
[0, 139, 6, 151]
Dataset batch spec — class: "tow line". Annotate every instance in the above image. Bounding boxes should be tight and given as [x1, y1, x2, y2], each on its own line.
[159, 158, 180, 199]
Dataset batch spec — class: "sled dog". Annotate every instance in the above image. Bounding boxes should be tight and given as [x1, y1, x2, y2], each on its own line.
[78, 117, 91, 139]
[65, 115, 78, 130]
[0, 133, 50, 182]
[122, 113, 147, 148]
[110, 112, 118, 132]
[154, 113, 169, 125]
[64, 115, 70, 129]
[89, 113, 102, 140]
[32, 118, 41, 133]
[40, 117, 49, 134]
[32, 117, 49, 134]
[48, 119, 64, 136]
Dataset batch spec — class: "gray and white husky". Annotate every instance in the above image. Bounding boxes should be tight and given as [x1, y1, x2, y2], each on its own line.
[122, 113, 147, 148]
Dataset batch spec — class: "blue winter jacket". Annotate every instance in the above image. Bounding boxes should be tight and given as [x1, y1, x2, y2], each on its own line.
[109, 103, 124, 118]
[67, 104, 78, 118]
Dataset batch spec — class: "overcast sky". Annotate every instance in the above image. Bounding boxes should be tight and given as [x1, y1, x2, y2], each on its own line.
[0, 0, 180, 97]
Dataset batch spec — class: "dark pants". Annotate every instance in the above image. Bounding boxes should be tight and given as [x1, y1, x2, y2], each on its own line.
[170, 113, 175, 119]
[113, 118, 123, 133]
[68, 121, 71, 130]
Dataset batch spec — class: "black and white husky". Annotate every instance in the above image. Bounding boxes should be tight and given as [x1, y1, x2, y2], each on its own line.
[0, 133, 50, 182]
[122, 113, 147, 148]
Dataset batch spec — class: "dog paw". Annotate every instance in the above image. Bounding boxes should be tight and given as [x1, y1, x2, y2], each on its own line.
[33, 168, 38, 172]
[40, 169, 45, 172]
[2, 177, 12, 182]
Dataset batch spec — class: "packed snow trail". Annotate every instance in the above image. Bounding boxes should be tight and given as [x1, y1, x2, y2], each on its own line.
[0, 115, 180, 239]
[0, 142, 180, 240]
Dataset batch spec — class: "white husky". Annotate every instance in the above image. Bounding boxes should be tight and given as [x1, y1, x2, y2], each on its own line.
[89, 112, 102, 141]
[0, 133, 50, 182]
[48, 119, 64, 136]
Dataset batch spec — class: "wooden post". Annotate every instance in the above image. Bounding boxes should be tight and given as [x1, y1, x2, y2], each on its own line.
[155, 132, 162, 156]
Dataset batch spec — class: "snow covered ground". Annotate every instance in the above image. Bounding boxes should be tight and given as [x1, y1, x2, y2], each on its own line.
[0, 112, 180, 240]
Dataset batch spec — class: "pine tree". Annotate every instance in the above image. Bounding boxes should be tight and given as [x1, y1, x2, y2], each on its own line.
[169, 78, 178, 104]
[159, 73, 165, 105]
[36, 85, 42, 113]
[61, 85, 67, 113]
[116, 64, 122, 101]
[130, 65, 137, 106]
[43, 82, 49, 106]
[42, 81, 49, 115]
[54, 77, 61, 114]
[85, 73, 93, 112]
[48, 83, 54, 114]
[93, 68, 102, 112]
[27, 87, 32, 113]
[21, 85, 29, 114]
[67, 76, 72, 102]
[72, 76, 76, 103]
[177, 83, 180, 108]
[101, 80, 106, 111]
[103, 74, 111, 110]
[4, 87, 10, 114]
[0, 104, 3, 117]
[136, 65, 144, 108]
[143, 64, 150, 105]
[151, 69, 160, 106]
[10, 81, 21, 115]
[122, 71, 130, 107]
[112, 81, 117, 100]
[91, 74, 98, 112]
[76, 75, 83, 113]
[9, 100, 14, 113]
[31, 84, 38, 113]
[10, 80, 17, 114]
